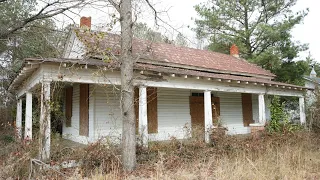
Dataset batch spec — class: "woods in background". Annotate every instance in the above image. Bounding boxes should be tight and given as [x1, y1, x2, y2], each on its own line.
[194, 0, 316, 86]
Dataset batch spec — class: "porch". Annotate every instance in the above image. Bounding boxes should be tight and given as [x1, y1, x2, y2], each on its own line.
[11, 59, 307, 161]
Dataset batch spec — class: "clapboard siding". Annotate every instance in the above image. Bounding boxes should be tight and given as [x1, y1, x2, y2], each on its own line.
[252, 94, 259, 122]
[150, 88, 191, 141]
[63, 85, 265, 144]
[217, 92, 250, 134]
[93, 85, 122, 141]
[62, 84, 94, 144]
[62, 84, 81, 142]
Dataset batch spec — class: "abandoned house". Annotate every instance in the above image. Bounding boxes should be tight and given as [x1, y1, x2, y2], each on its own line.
[9, 17, 309, 159]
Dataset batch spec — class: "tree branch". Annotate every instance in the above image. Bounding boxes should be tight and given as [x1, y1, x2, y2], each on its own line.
[107, 0, 120, 13]
[0, 0, 83, 39]
[144, 0, 158, 25]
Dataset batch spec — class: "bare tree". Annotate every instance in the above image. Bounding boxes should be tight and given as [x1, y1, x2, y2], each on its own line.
[106, 0, 186, 171]
[108, 0, 136, 171]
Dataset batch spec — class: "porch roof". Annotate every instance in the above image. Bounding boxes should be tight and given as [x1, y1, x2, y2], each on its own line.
[9, 57, 311, 92]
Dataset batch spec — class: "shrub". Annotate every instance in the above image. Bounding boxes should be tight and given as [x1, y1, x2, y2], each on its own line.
[267, 96, 302, 133]
[80, 140, 121, 176]
[309, 86, 320, 132]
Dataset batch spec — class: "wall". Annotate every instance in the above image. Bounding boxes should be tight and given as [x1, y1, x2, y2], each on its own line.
[150, 88, 191, 141]
[93, 84, 122, 142]
[62, 85, 269, 143]
[217, 92, 250, 134]
[62, 84, 95, 144]
[252, 94, 259, 122]
[91, 86, 191, 142]
[63, 32, 85, 59]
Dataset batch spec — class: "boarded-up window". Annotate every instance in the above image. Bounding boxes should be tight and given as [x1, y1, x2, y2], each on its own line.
[146, 87, 158, 133]
[65, 87, 73, 127]
[189, 96, 205, 129]
[242, 93, 253, 127]
[189, 95, 220, 129]
[79, 84, 89, 136]
[134, 87, 158, 134]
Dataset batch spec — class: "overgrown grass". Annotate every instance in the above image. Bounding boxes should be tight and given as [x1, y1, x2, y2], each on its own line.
[1, 127, 320, 179]
[89, 132, 320, 180]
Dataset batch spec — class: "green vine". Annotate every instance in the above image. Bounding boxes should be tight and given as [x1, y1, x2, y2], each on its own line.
[267, 96, 302, 133]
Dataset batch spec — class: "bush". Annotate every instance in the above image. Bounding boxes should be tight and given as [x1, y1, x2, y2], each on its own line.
[80, 140, 121, 176]
[309, 86, 320, 132]
[267, 96, 302, 133]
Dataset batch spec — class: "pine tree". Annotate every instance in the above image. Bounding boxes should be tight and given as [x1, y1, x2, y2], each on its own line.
[194, 0, 308, 72]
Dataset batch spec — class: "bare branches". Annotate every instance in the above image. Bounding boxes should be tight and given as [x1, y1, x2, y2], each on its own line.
[142, 0, 196, 46]
[144, 0, 158, 25]
[0, 0, 84, 39]
[107, 0, 120, 12]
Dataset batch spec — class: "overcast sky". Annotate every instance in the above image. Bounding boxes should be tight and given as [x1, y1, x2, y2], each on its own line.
[61, 0, 320, 62]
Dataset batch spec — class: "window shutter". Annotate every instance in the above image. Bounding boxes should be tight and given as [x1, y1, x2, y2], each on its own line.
[134, 87, 158, 134]
[242, 93, 253, 127]
[79, 84, 89, 136]
[65, 87, 73, 127]
[147, 87, 158, 133]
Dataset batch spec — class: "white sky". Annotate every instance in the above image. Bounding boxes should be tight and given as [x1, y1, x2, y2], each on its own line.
[57, 0, 320, 62]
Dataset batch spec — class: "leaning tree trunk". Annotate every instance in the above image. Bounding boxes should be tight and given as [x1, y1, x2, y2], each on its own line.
[119, 0, 136, 171]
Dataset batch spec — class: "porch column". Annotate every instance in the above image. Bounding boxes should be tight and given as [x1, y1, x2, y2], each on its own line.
[25, 92, 32, 140]
[299, 96, 306, 125]
[204, 90, 213, 143]
[16, 98, 22, 139]
[39, 81, 51, 161]
[139, 86, 148, 147]
[258, 94, 266, 124]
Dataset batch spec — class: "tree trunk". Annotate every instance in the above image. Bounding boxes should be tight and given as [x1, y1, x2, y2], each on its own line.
[119, 0, 136, 171]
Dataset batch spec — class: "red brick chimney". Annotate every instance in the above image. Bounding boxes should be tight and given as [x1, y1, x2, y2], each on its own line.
[230, 44, 239, 58]
[80, 17, 91, 29]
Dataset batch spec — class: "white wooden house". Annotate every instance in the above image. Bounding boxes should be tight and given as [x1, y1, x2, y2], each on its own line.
[9, 17, 309, 160]
[304, 66, 319, 106]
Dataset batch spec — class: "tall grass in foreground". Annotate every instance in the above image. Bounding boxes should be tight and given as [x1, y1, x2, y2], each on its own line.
[1, 127, 320, 179]
[86, 132, 320, 180]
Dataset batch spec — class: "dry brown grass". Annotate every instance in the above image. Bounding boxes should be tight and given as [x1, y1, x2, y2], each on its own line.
[88, 132, 320, 180]
[1, 128, 320, 179]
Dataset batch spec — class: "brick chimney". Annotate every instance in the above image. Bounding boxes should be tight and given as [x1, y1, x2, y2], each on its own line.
[80, 17, 91, 29]
[230, 44, 239, 58]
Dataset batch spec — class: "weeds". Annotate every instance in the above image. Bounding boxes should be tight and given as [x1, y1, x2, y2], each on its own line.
[1, 126, 320, 179]
[267, 96, 303, 134]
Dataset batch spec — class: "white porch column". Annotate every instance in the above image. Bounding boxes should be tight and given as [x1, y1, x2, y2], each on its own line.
[258, 94, 266, 124]
[16, 98, 22, 139]
[39, 81, 51, 161]
[25, 92, 32, 140]
[139, 86, 148, 147]
[204, 90, 213, 143]
[299, 96, 306, 125]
